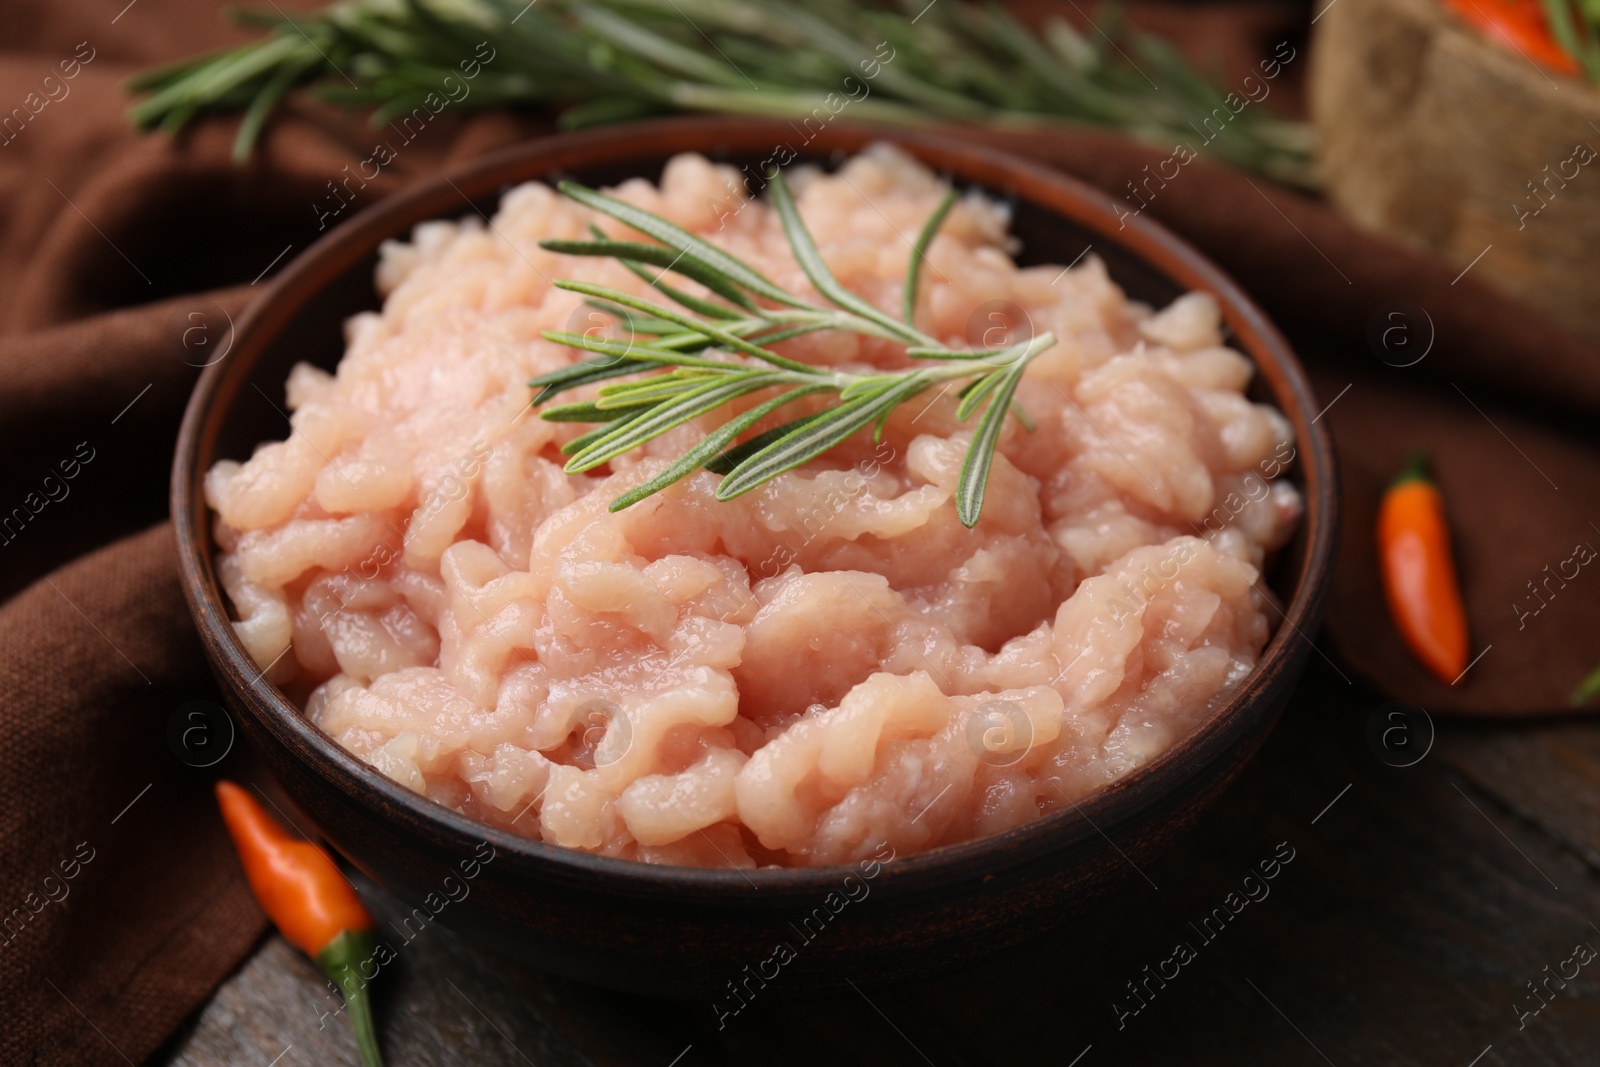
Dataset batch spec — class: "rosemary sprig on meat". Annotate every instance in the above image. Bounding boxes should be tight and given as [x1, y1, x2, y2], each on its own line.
[530, 169, 1053, 527]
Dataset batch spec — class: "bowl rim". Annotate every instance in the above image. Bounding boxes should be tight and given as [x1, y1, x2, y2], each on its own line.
[172, 116, 1337, 894]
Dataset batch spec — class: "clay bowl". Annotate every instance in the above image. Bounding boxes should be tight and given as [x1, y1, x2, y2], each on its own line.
[172, 116, 1337, 998]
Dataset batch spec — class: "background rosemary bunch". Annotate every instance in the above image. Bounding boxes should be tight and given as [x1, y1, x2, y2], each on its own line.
[125, 0, 1315, 184]
[529, 169, 1055, 527]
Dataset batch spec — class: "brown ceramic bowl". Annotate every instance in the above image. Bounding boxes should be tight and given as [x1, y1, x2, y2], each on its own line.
[172, 117, 1337, 998]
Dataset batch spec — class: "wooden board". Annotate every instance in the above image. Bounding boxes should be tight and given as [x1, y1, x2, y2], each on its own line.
[159, 662, 1600, 1066]
[1310, 0, 1600, 344]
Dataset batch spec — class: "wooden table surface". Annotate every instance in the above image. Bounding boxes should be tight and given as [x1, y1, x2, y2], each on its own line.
[158, 660, 1600, 1066]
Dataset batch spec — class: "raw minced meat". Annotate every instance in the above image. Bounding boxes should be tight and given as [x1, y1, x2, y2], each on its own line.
[207, 145, 1300, 867]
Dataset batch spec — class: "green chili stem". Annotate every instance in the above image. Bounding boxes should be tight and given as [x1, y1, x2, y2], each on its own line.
[317, 928, 384, 1067]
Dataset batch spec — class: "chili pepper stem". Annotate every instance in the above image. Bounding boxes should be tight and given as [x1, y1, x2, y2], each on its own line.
[318, 928, 384, 1067]
[1572, 662, 1600, 706]
[1393, 449, 1431, 486]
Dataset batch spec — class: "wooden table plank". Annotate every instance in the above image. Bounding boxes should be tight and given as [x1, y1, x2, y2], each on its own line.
[1442, 721, 1600, 871]
[162, 662, 1600, 1066]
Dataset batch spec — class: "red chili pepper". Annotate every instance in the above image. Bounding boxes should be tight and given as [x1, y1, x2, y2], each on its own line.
[216, 781, 383, 1067]
[1443, 0, 1581, 73]
[1378, 452, 1471, 684]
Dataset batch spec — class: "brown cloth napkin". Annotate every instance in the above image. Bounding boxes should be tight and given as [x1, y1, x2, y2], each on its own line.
[3, 1, 1597, 1063]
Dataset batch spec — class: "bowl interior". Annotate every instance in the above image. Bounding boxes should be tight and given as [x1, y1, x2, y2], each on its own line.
[177, 119, 1335, 893]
